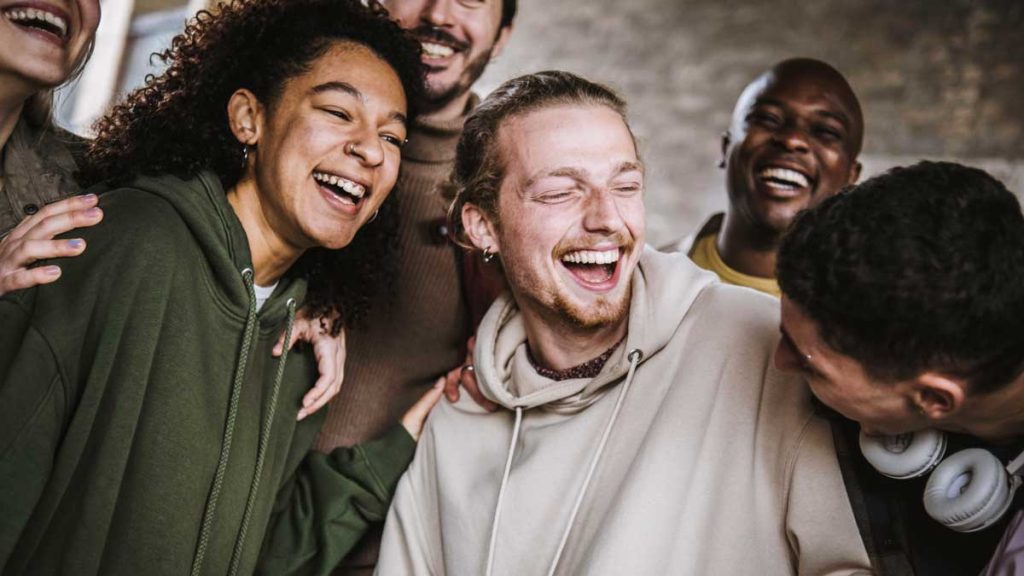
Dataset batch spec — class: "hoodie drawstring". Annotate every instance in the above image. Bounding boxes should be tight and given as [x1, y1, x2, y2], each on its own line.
[546, 348, 643, 576]
[189, 269, 297, 576]
[483, 348, 644, 576]
[228, 297, 297, 575]
[485, 406, 524, 576]
[191, 267, 259, 576]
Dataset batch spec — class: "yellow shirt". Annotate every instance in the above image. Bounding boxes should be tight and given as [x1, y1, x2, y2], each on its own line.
[690, 233, 781, 298]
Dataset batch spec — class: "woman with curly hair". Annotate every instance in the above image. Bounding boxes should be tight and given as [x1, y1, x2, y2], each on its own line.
[0, 0, 441, 574]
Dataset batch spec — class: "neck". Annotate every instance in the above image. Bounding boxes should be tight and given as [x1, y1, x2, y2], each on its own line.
[419, 90, 473, 125]
[520, 304, 629, 372]
[227, 177, 304, 286]
[0, 73, 33, 154]
[718, 209, 782, 279]
[955, 379, 1024, 444]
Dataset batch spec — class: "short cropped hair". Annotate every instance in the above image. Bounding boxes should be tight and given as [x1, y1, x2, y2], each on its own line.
[445, 70, 630, 248]
[778, 161, 1024, 393]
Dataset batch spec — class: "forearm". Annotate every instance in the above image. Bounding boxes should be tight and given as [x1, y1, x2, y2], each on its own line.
[257, 425, 416, 576]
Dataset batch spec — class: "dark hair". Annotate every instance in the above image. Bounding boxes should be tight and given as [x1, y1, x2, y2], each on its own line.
[445, 70, 630, 248]
[80, 0, 425, 333]
[500, 0, 517, 29]
[778, 161, 1024, 393]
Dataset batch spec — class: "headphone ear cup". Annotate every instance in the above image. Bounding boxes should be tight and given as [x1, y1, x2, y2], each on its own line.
[923, 448, 1015, 533]
[859, 429, 947, 479]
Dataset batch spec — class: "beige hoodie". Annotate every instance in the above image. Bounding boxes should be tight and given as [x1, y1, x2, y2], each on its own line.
[376, 248, 871, 575]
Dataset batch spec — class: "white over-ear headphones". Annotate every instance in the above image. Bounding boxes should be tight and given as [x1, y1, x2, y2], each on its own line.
[859, 429, 1024, 532]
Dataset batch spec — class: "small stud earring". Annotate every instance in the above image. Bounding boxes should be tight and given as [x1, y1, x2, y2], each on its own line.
[482, 247, 495, 263]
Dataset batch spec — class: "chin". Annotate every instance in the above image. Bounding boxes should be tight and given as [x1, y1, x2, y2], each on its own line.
[554, 289, 630, 330]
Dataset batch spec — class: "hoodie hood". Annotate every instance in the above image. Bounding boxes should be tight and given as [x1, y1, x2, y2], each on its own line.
[474, 246, 718, 412]
[91, 170, 306, 322]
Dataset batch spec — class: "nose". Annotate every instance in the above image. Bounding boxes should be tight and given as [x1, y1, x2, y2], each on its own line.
[772, 121, 810, 154]
[422, 0, 454, 27]
[346, 128, 385, 168]
[582, 188, 625, 234]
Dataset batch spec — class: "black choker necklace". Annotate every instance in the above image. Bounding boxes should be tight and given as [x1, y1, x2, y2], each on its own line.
[528, 336, 626, 381]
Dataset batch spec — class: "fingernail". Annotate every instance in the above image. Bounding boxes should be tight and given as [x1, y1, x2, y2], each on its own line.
[85, 207, 102, 217]
[43, 265, 61, 276]
[79, 193, 97, 203]
[67, 238, 84, 249]
[297, 410, 307, 420]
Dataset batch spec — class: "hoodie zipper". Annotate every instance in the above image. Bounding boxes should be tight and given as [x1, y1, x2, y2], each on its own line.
[483, 348, 645, 576]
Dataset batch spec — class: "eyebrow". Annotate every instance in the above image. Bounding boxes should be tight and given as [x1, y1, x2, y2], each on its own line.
[612, 160, 645, 177]
[754, 97, 851, 130]
[524, 167, 588, 189]
[310, 80, 408, 125]
[524, 161, 644, 189]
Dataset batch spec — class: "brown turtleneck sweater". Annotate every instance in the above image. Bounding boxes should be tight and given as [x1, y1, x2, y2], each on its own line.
[315, 101, 476, 575]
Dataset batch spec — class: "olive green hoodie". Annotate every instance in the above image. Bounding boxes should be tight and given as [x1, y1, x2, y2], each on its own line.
[0, 171, 415, 576]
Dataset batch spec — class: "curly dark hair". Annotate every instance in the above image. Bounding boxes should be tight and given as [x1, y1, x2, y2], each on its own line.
[79, 0, 425, 334]
[778, 161, 1024, 394]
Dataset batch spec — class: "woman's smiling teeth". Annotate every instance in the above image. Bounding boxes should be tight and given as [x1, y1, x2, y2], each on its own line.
[3, 7, 68, 39]
[313, 170, 366, 205]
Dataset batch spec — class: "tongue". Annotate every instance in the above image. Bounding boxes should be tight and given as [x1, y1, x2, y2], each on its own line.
[567, 263, 613, 284]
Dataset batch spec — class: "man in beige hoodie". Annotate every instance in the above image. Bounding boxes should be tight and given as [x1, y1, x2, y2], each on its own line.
[376, 70, 871, 576]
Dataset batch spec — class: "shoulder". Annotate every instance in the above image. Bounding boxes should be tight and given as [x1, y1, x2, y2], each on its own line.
[657, 212, 724, 254]
[60, 182, 199, 284]
[85, 183, 194, 249]
[688, 282, 781, 350]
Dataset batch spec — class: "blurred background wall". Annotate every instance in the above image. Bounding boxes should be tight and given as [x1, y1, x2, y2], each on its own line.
[476, 0, 1024, 245]
[60, 0, 1024, 246]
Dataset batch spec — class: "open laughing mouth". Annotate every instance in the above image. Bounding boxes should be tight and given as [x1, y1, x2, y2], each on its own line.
[757, 166, 813, 197]
[559, 248, 623, 291]
[411, 27, 468, 64]
[3, 4, 69, 44]
[313, 170, 368, 209]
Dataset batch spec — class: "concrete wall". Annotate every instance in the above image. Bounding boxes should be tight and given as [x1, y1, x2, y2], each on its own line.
[477, 0, 1024, 246]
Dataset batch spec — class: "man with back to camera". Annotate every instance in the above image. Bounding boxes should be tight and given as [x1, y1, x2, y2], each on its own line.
[774, 161, 1024, 575]
[666, 57, 863, 297]
[313, 0, 515, 573]
[374, 70, 872, 575]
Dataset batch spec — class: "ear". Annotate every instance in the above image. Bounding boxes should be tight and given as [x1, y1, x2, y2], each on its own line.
[910, 372, 967, 421]
[491, 24, 514, 60]
[462, 203, 500, 254]
[227, 88, 264, 146]
[719, 131, 731, 169]
[848, 160, 862, 185]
